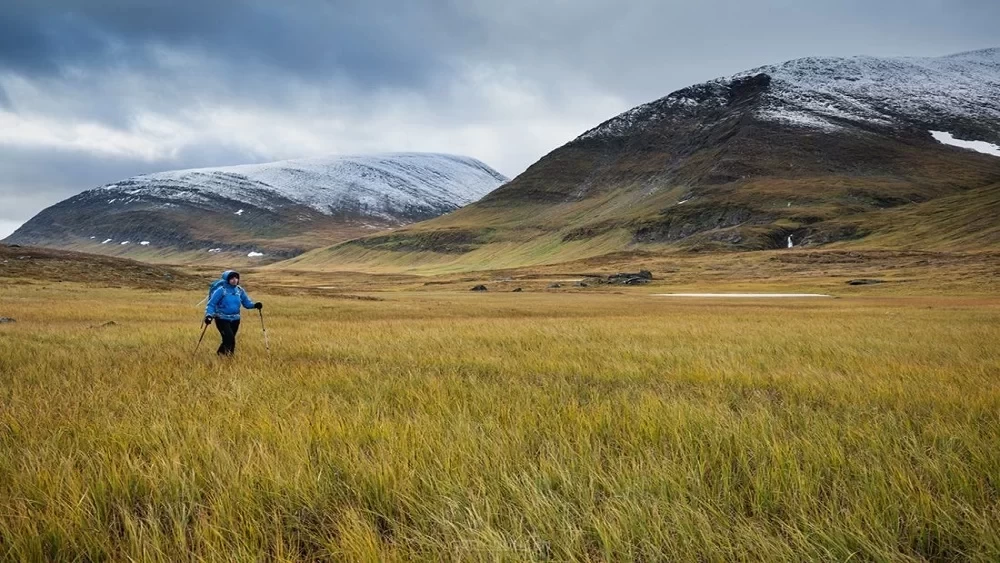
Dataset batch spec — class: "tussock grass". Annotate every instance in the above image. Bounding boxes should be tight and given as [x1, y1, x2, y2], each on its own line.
[2, 286, 999, 560]
[840, 183, 1000, 251]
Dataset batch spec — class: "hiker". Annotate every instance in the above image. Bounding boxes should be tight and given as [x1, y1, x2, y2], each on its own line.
[204, 270, 262, 356]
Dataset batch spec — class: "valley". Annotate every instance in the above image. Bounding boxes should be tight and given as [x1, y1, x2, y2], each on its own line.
[3, 44, 1000, 561]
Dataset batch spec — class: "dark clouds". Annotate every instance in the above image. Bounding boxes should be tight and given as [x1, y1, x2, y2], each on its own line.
[10, 0, 997, 104]
[5, 1, 1000, 94]
[1, 0, 999, 237]
[0, 1, 478, 90]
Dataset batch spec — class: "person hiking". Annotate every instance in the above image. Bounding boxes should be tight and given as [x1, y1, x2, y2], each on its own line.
[204, 270, 262, 356]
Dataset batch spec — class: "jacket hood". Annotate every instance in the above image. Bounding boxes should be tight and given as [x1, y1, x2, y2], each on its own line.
[221, 270, 240, 283]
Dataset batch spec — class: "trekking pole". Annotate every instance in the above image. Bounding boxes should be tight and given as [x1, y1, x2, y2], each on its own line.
[258, 309, 270, 353]
[193, 319, 210, 356]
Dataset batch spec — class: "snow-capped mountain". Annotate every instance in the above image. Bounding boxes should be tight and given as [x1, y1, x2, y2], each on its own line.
[580, 48, 1000, 143]
[102, 153, 507, 221]
[325, 48, 1000, 268]
[6, 152, 508, 260]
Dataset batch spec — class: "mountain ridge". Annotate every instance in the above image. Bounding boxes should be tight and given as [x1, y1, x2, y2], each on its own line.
[579, 47, 1000, 143]
[6, 152, 508, 263]
[286, 48, 1000, 273]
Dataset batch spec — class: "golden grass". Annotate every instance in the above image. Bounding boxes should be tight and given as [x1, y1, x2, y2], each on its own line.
[265, 247, 1000, 299]
[839, 183, 1000, 251]
[2, 284, 999, 561]
[281, 231, 634, 276]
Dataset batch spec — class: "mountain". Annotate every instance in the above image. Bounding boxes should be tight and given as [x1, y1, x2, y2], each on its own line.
[287, 48, 1000, 272]
[5, 153, 508, 262]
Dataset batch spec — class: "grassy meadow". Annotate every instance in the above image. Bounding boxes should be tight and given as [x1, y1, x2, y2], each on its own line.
[2, 281, 999, 561]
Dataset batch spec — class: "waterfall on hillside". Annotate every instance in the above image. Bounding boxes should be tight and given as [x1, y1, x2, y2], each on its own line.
[787, 235, 794, 248]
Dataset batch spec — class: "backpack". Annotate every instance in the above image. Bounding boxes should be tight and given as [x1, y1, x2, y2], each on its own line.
[208, 278, 227, 300]
[196, 272, 235, 307]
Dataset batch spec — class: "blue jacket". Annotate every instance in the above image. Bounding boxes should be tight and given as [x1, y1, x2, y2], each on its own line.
[206, 270, 255, 321]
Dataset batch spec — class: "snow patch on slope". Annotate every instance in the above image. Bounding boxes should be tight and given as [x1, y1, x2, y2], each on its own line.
[930, 131, 1000, 157]
[758, 108, 843, 131]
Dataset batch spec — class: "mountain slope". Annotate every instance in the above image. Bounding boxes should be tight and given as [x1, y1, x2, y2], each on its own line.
[287, 48, 1000, 272]
[0, 243, 199, 289]
[5, 153, 508, 263]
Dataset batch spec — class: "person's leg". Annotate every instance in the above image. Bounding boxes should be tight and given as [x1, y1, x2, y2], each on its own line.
[230, 319, 241, 355]
[216, 319, 236, 355]
[215, 319, 227, 354]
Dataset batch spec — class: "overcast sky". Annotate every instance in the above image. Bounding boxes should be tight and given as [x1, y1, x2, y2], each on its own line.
[1, 0, 998, 237]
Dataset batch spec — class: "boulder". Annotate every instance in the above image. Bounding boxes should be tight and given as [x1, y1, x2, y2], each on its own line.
[607, 270, 654, 285]
[471, 285, 488, 292]
[847, 279, 884, 285]
[512, 288, 523, 292]
[548, 283, 562, 289]
[0, 317, 15, 323]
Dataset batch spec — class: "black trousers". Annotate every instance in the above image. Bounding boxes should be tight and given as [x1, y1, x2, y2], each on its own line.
[215, 318, 241, 356]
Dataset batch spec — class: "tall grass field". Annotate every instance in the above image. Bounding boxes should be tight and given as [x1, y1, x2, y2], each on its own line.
[2, 284, 999, 561]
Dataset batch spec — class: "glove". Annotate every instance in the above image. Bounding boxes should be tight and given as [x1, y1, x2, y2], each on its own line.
[254, 302, 263, 310]
[204, 316, 213, 325]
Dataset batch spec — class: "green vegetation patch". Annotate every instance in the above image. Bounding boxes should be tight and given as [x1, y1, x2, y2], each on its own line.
[345, 228, 497, 254]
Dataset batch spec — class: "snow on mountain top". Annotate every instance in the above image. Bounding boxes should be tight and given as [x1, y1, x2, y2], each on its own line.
[580, 48, 1000, 139]
[943, 47, 1000, 63]
[739, 48, 1000, 128]
[99, 152, 508, 221]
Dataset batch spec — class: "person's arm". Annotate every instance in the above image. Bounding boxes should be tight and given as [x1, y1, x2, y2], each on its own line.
[240, 287, 255, 310]
[205, 288, 222, 318]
